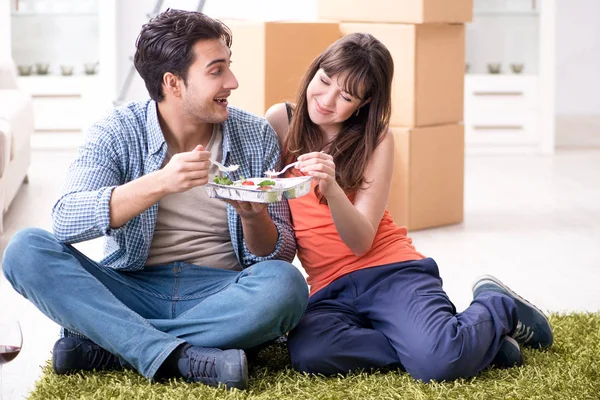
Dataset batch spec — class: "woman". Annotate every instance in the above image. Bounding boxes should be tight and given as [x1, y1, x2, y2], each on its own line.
[265, 33, 553, 382]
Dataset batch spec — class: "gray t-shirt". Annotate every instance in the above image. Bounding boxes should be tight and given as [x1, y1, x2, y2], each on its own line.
[145, 124, 241, 270]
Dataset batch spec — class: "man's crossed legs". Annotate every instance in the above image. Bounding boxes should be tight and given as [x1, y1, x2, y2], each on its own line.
[2, 228, 309, 390]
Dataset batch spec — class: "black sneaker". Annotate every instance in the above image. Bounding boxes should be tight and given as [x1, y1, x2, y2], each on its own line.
[52, 337, 122, 374]
[492, 336, 523, 368]
[178, 345, 248, 390]
[473, 275, 553, 349]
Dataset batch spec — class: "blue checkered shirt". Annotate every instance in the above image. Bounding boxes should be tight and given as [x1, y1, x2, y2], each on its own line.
[51, 100, 296, 270]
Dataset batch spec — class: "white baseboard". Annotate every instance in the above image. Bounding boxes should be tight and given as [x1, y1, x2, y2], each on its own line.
[555, 115, 600, 148]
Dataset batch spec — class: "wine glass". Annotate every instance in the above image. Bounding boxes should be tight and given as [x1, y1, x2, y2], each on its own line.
[0, 321, 22, 400]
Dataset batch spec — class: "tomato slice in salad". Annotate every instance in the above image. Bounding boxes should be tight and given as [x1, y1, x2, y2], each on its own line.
[241, 180, 255, 186]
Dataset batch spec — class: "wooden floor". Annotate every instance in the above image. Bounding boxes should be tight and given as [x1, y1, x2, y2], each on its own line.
[1, 146, 599, 399]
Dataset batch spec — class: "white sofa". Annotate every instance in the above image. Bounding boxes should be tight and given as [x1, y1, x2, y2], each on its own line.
[0, 59, 33, 233]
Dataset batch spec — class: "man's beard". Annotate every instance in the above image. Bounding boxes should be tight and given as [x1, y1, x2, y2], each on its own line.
[185, 102, 228, 124]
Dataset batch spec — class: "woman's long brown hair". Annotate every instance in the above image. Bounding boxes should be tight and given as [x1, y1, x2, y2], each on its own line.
[283, 33, 394, 204]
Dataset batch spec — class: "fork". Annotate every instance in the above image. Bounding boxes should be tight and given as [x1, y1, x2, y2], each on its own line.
[211, 160, 240, 172]
[265, 161, 300, 177]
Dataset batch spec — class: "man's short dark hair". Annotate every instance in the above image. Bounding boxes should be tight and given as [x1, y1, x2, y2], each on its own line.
[134, 9, 232, 102]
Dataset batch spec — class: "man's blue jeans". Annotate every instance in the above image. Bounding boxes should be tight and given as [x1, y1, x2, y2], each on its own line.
[2, 228, 309, 379]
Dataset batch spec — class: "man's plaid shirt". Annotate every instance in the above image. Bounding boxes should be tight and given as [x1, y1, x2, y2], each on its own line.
[51, 100, 296, 270]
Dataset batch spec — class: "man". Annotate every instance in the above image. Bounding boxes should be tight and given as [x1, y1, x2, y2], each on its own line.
[2, 9, 308, 390]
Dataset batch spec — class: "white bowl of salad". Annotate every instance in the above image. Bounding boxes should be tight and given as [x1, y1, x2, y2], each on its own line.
[205, 176, 312, 203]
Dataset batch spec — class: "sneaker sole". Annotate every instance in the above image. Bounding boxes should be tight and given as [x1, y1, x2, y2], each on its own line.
[224, 350, 248, 391]
[239, 350, 248, 390]
[472, 274, 552, 345]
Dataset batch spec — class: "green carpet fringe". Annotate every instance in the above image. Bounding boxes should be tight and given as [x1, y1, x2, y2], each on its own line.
[28, 313, 600, 400]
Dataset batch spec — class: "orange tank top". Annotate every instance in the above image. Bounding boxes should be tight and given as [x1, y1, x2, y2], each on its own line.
[288, 179, 425, 295]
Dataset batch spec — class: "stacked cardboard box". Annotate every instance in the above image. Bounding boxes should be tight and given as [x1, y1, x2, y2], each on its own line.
[318, 0, 472, 230]
[224, 20, 341, 117]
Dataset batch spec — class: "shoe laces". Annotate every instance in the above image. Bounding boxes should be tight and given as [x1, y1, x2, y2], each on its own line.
[512, 321, 535, 344]
[85, 345, 120, 369]
[187, 353, 218, 381]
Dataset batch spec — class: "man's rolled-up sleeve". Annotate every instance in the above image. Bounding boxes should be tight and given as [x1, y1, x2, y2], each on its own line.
[51, 125, 126, 243]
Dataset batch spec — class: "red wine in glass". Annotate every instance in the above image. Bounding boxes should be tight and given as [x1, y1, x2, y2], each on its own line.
[0, 346, 21, 365]
[0, 321, 22, 400]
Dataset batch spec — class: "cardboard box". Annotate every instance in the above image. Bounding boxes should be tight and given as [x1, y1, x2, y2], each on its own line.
[318, 0, 473, 24]
[225, 20, 341, 117]
[341, 23, 465, 127]
[388, 124, 464, 230]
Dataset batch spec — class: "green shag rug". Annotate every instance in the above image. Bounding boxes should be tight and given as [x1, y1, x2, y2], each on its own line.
[29, 313, 600, 400]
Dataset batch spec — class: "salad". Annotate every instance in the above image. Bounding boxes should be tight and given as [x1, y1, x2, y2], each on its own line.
[213, 176, 276, 191]
[205, 175, 312, 203]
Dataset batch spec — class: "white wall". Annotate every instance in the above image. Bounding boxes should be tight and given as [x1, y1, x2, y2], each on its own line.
[11, 15, 98, 72]
[206, 0, 317, 21]
[9, 1, 99, 73]
[11, 1, 598, 118]
[466, 15, 539, 75]
[555, 0, 600, 116]
[107, 0, 318, 105]
[554, 0, 600, 148]
[0, 0, 11, 59]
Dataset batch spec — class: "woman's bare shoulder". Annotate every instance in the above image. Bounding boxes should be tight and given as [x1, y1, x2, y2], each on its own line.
[265, 103, 292, 142]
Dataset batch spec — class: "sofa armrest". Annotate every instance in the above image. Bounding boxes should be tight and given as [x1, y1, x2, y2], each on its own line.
[0, 90, 34, 164]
